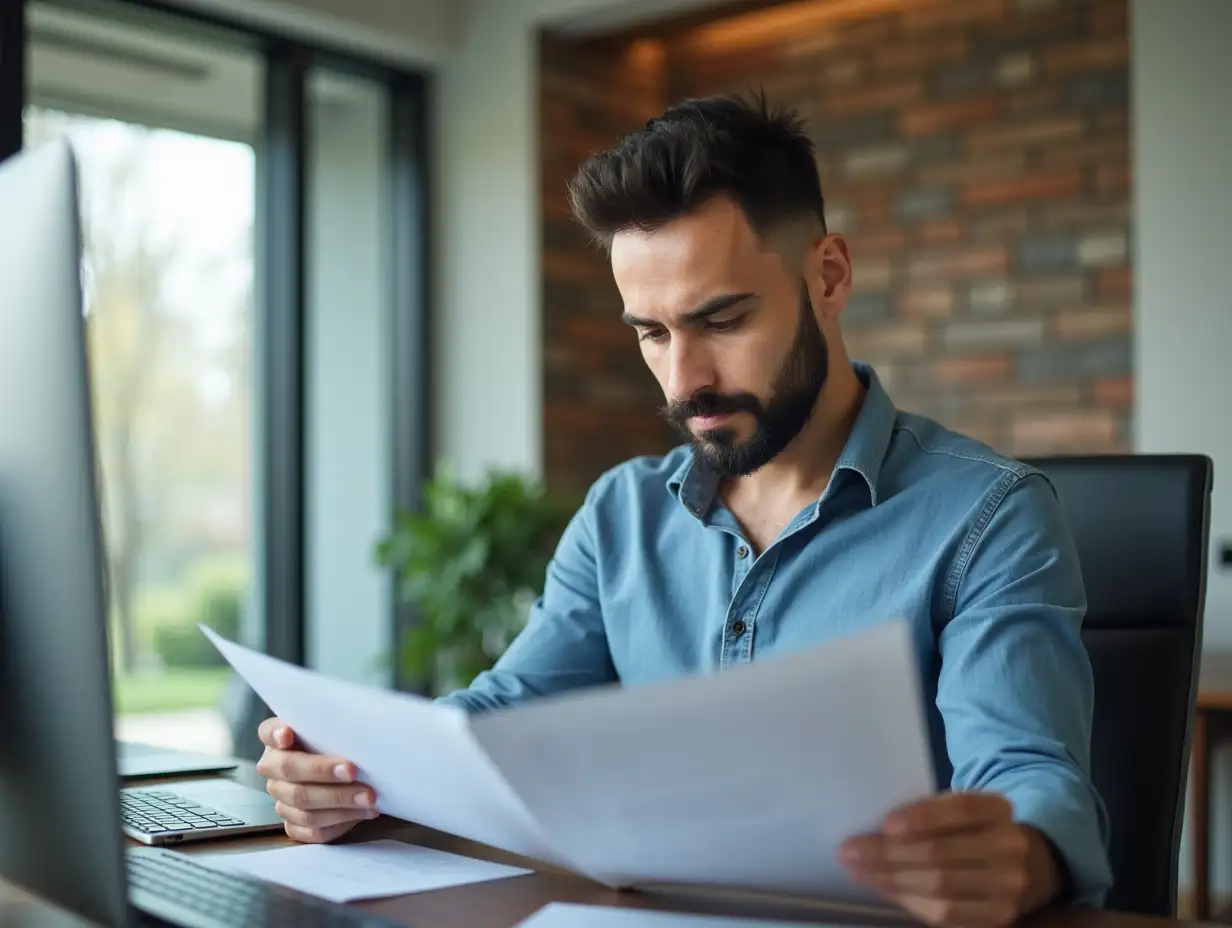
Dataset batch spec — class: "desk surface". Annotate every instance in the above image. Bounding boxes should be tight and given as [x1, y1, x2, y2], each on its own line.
[0, 762, 1218, 928]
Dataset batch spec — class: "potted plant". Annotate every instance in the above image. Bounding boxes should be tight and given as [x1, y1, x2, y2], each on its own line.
[375, 466, 579, 697]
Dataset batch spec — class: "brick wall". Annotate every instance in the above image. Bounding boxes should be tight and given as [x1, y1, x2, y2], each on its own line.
[540, 34, 680, 492]
[539, 0, 1131, 493]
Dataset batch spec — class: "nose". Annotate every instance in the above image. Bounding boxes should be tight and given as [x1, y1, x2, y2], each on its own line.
[664, 332, 714, 403]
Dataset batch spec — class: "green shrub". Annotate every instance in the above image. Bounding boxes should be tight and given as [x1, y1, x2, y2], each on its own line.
[375, 467, 578, 696]
[133, 588, 194, 655]
[151, 555, 248, 669]
[154, 623, 224, 668]
[188, 556, 245, 641]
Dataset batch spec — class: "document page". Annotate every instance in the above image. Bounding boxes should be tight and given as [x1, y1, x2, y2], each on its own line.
[513, 902, 825, 927]
[201, 627, 562, 866]
[196, 839, 531, 902]
[470, 619, 936, 903]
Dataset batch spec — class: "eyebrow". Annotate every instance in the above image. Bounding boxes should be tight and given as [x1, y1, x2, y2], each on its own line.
[621, 291, 757, 329]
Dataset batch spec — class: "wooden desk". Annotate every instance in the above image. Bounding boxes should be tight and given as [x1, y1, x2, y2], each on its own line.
[0, 763, 1220, 928]
[1191, 651, 1232, 921]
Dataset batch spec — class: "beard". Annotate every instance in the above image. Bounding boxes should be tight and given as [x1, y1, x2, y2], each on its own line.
[660, 280, 829, 478]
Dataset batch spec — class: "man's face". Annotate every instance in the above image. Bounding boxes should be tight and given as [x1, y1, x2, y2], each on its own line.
[611, 197, 829, 477]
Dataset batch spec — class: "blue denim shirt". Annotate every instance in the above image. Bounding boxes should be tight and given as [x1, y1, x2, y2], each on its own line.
[439, 362, 1113, 907]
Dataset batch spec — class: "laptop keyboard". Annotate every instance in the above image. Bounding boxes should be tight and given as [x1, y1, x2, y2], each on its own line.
[127, 847, 405, 927]
[121, 788, 246, 835]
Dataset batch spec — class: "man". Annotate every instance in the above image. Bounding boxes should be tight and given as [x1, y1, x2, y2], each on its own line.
[255, 94, 1112, 926]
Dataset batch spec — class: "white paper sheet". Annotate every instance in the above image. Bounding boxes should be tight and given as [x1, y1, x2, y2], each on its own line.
[200, 627, 562, 866]
[470, 619, 935, 903]
[512, 902, 827, 928]
[203, 618, 936, 905]
[195, 839, 531, 902]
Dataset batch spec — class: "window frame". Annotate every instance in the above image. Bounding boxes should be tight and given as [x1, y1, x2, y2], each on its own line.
[0, 0, 432, 699]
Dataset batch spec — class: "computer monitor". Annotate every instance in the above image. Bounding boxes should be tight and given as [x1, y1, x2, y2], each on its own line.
[0, 139, 132, 925]
[0, 137, 407, 928]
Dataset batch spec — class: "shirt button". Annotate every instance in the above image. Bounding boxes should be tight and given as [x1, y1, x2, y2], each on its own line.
[731, 619, 746, 636]
[736, 545, 749, 559]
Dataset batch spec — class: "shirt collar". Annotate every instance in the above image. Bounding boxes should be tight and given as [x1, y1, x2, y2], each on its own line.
[832, 361, 897, 506]
[666, 361, 898, 519]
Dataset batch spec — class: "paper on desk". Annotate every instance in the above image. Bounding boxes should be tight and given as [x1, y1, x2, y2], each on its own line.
[512, 902, 827, 927]
[469, 619, 936, 903]
[199, 626, 562, 867]
[196, 839, 531, 902]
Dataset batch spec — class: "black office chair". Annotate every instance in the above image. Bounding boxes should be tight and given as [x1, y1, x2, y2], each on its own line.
[1024, 454, 1213, 917]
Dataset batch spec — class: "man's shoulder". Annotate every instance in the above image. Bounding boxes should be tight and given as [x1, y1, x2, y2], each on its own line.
[885, 411, 1077, 620]
[884, 409, 1048, 505]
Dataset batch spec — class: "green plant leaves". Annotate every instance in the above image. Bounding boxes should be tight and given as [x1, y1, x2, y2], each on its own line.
[375, 466, 579, 696]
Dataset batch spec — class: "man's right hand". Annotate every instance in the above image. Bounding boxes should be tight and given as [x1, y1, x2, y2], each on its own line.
[256, 717, 379, 843]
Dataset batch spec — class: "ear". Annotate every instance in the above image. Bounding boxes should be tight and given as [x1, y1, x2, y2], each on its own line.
[807, 233, 852, 318]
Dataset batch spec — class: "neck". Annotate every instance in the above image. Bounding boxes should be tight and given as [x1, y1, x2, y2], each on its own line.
[722, 360, 866, 507]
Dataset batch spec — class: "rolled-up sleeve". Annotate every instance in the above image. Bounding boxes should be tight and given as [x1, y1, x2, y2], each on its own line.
[937, 469, 1113, 907]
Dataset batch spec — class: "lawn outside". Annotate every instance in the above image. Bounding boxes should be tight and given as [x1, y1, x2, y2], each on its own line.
[112, 667, 233, 716]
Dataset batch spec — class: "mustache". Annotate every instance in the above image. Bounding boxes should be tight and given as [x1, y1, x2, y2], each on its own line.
[660, 390, 763, 423]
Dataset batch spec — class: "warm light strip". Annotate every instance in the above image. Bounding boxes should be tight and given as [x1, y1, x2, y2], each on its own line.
[626, 37, 667, 69]
[681, 0, 932, 52]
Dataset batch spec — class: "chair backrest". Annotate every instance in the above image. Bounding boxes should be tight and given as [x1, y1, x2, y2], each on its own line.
[1023, 454, 1213, 916]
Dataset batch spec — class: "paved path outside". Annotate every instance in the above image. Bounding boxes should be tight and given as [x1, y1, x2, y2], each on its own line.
[115, 707, 234, 757]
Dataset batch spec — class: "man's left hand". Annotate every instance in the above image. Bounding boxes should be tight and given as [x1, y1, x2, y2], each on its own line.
[838, 791, 1061, 928]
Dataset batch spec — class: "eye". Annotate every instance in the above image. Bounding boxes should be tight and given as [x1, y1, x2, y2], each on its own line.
[638, 327, 668, 344]
[706, 316, 742, 332]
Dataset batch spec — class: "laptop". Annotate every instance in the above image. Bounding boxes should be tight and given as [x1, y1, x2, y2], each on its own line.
[120, 775, 286, 846]
[117, 739, 238, 780]
[117, 740, 276, 846]
[0, 139, 410, 927]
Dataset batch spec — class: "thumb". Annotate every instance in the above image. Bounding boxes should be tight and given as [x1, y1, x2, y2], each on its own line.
[258, 717, 295, 749]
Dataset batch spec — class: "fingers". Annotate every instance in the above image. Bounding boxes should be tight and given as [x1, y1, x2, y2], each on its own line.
[274, 801, 378, 831]
[253, 717, 375, 844]
[257, 717, 294, 750]
[855, 861, 1029, 901]
[840, 816, 1035, 928]
[842, 833, 987, 869]
[883, 791, 1012, 838]
[894, 895, 1019, 928]
[255, 718, 358, 784]
[265, 777, 376, 813]
[841, 825, 1028, 871]
[284, 820, 359, 845]
[256, 747, 357, 785]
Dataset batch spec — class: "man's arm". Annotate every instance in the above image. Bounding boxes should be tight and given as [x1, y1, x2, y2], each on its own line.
[435, 480, 616, 713]
[937, 469, 1113, 908]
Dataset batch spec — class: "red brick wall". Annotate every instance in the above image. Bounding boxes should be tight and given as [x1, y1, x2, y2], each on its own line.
[540, 35, 681, 492]
[539, 0, 1131, 493]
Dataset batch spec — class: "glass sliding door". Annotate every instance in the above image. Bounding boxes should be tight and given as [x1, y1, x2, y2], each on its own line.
[24, 0, 261, 757]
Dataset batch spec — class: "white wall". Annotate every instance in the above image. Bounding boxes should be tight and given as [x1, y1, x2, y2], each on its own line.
[1133, 0, 1232, 647]
[1132, 0, 1232, 899]
[433, 1, 541, 482]
[305, 73, 393, 685]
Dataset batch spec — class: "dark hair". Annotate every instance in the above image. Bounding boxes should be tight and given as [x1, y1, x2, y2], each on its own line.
[566, 92, 826, 252]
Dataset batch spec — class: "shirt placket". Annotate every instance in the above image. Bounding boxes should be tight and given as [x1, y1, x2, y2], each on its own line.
[721, 548, 779, 668]
[718, 507, 824, 669]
